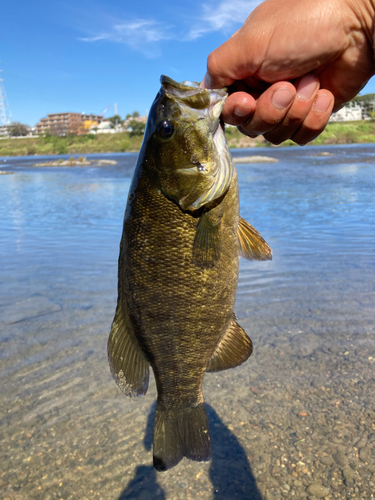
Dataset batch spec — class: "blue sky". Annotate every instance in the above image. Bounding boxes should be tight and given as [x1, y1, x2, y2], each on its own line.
[2, 0, 375, 127]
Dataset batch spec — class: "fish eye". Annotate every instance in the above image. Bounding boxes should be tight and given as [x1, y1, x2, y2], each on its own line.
[157, 120, 174, 139]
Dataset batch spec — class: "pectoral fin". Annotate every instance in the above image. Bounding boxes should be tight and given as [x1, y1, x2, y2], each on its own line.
[206, 316, 253, 372]
[108, 300, 149, 397]
[193, 207, 223, 267]
[238, 216, 272, 261]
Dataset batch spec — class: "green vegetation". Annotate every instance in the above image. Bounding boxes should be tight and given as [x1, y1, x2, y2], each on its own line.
[126, 111, 140, 119]
[2, 120, 375, 157]
[128, 120, 146, 137]
[7, 122, 30, 137]
[226, 120, 375, 148]
[107, 114, 123, 127]
[0, 132, 144, 157]
[347, 93, 375, 117]
[280, 121, 375, 148]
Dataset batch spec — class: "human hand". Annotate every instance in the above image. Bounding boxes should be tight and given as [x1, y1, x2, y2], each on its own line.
[201, 0, 375, 145]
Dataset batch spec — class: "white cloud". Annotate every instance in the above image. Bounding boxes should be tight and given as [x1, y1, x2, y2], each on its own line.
[79, 18, 172, 57]
[187, 0, 263, 40]
[77, 1, 264, 55]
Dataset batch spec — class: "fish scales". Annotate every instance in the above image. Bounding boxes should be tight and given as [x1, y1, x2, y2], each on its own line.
[108, 75, 272, 471]
[122, 169, 239, 405]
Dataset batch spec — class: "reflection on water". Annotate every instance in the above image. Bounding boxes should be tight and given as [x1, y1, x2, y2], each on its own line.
[1, 145, 375, 499]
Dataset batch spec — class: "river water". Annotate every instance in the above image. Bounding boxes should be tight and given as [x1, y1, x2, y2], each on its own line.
[1, 145, 375, 499]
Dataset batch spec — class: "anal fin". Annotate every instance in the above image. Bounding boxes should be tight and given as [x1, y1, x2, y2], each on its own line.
[108, 300, 149, 397]
[238, 216, 272, 261]
[206, 317, 253, 372]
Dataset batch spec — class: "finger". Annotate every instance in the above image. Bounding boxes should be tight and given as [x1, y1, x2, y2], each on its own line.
[221, 92, 257, 126]
[263, 74, 319, 144]
[237, 82, 296, 138]
[291, 90, 334, 145]
[202, 30, 265, 89]
[202, 47, 242, 89]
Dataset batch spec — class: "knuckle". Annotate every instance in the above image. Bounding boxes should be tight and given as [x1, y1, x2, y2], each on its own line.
[292, 129, 320, 145]
[237, 125, 259, 138]
[263, 132, 284, 145]
[206, 51, 220, 75]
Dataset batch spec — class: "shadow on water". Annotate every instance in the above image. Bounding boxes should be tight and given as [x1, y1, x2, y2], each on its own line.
[118, 464, 166, 500]
[118, 402, 262, 500]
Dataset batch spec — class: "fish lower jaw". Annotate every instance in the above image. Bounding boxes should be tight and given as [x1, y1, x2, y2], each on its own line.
[177, 163, 213, 176]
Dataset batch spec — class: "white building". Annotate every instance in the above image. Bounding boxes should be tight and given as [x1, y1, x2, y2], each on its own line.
[329, 103, 362, 122]
[0, 125, 9, 138]
[90, 120, 124, 134]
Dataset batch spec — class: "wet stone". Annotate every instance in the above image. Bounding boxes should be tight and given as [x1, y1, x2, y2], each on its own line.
[354, 437, 367, 448]
[306, 482, 330, 498]
[342, 465, 355, 481]
[320, 456, 334, 466]
[333, 452, 348, 466]
[359, 446, 372, 463]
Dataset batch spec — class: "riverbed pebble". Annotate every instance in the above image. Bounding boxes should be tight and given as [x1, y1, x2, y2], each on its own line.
[306, 482, 330, 497]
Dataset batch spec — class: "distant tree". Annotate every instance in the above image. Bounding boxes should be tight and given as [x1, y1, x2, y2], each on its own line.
[107, 114, 123, 127]
[347, 93, 375, 116]
[8, 122, 29, 137]
[132, 111, 140, 118]
[48, 122, 68, 136]
[128, 119, 146, 137]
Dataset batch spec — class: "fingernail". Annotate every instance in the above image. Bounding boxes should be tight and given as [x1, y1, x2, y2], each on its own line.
[272, 88, 294, 109]
[314, 94, 331, 112]
[234, 105, 252, 118]
[296, 75, 318, 100]
[200, 74, 212, 89]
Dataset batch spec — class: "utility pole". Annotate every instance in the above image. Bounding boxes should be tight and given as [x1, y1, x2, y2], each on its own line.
[0, 66, 12, 126]
[114, 103, 118, 127]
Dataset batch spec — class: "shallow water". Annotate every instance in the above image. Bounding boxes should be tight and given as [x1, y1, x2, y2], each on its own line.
[1, 145, 375, 499]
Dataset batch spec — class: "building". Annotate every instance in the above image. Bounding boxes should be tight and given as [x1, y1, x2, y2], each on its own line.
[35, 112, 103, 136]
[329, 103, 362, 122]
[123, 115, 148, 129]
[89, 120, 126, 134]
[81, 113, 103, 123]
[90, 120, 113, 134]
[0, 125, 9, 138]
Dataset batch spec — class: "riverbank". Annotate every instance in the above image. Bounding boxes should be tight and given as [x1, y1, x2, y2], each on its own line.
[1, 121, 375, 156]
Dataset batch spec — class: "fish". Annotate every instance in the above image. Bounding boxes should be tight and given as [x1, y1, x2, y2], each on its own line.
[107, 75, 272, 472]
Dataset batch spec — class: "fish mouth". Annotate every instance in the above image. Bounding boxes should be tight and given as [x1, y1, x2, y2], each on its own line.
[159, 75, 233, 212]
[178, 121, 233, 211]
[161, 75, 227, 118]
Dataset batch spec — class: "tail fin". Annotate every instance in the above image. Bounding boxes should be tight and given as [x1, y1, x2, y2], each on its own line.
[153, 402, 211, 472]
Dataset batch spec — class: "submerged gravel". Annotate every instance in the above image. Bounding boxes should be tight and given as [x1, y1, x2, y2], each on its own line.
[2, 146, 375, 499]
[1, 308, 374, 500]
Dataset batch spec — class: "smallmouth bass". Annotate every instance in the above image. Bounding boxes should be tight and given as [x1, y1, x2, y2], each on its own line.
[108, 76, 272, 471]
